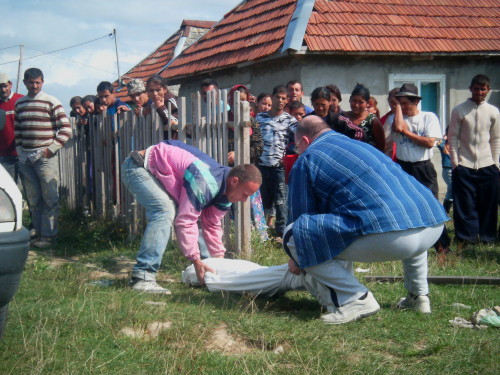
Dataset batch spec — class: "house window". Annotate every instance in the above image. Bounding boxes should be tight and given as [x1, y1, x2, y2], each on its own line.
[389, 74, 446, 132]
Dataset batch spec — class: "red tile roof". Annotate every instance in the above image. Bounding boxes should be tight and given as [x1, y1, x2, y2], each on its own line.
[162, 0, 298, 80]
[161, 0, 500, 80]
[114, 20, 215, 99]
[305, 0, 500, 54]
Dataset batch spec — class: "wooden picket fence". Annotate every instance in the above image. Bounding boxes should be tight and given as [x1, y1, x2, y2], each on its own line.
[58, 90, 253, 253]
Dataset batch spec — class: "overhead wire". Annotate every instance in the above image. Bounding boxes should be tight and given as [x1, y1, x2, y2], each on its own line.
[0, 32, 113, 66]
[26, 48, 117, 75]
[0, 45, 21, 52]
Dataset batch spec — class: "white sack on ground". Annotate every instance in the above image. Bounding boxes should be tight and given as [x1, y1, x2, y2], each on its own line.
[181, 258, 305, 296]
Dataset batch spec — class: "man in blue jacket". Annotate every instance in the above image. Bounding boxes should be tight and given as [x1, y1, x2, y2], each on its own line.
[284, 116, 449, 324]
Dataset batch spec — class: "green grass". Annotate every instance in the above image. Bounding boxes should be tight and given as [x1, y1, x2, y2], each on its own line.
[1, 211, 498, 374]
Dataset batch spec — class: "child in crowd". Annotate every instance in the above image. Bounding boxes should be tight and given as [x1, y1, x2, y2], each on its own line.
[288, 101, 306, 122]
[256, 85, 298, 238]
[82, 95, 96, 115]
[254, 92, 272, 117]
[368, 96, 380, 118]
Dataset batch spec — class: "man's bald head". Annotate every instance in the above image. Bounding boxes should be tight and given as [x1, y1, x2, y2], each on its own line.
[296, 115, 330, 140]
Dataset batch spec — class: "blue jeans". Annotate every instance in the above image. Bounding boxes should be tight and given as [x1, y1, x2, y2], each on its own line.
[18, 155, 60, 238]
[121, 157, 176, 281]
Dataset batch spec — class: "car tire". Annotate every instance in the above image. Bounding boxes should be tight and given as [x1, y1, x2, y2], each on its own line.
[0, 304, 8, 339]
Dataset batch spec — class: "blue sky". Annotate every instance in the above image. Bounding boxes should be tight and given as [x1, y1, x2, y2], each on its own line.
[0, 0, 237, 111]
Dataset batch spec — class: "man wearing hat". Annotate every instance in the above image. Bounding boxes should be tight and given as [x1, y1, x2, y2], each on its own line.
[392, 83, 450, 253]
[127, 78, 152, 116]
[0, 73, 24, 182]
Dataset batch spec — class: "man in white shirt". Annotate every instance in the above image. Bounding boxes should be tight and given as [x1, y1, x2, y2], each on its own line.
[392, 83, 450, 253]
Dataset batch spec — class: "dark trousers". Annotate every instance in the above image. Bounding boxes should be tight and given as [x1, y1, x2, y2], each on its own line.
[452, 165, 499, 242]
[258, 165, 287, 235]
[397, 159, 439, 198]
[397, 159, 451, 249]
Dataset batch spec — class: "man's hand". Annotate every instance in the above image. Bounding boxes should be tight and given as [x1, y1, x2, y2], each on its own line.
[192, 259, 216, 285]
[76, 117, 88, 126]
[134, 105, 143, 116]
[42, 148, 54, 158]
[142, 106, 152, 116]
[288, 258, 302, 275]
[153, 97, 165, 108]
[116, 105, 130, 114]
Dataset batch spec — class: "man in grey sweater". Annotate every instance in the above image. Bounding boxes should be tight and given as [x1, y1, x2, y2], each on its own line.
[448, 74, 499, 243]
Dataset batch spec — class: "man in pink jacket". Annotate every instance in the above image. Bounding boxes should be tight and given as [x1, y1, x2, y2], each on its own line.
[122, 140, 261, 293]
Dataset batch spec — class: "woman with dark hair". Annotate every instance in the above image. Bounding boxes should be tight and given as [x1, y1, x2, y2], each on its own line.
[308, 87, 340, 132]
[331, 84, 385, 152]
[146, 74, 178, 139]
[82, 95, 97, 115]
[325, 84, 342, 114]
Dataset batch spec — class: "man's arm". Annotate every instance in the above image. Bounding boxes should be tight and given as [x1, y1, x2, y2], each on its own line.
[199, 206, 228, 258]
[401, 128, 436, 149]
[14, 104, 22, 148]
[490, 108, 500, 169]
[47, 101, 72, 156]
[174, 190, 222, 285]
[392, 102, 405, 134]
[372, 117, 386, 152]
[448, 106, 461, 169]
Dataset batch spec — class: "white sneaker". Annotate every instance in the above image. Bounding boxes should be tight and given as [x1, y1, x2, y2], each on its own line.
[397, 294, 431, 313]
[131, 280, 171, 294]
[320, 292, 380, 324]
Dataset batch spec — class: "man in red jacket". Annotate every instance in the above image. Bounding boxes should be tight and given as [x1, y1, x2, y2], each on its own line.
[0, 73, 24, 182]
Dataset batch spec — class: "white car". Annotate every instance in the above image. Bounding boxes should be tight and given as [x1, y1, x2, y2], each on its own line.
[0, 114, 30, 338]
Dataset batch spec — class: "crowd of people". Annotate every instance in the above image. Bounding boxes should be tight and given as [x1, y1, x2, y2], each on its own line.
[0, 67, 498, 324]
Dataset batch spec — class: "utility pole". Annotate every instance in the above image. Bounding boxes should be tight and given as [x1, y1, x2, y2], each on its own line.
[113, 29, 121, 87]
[16, 44, 23, 93]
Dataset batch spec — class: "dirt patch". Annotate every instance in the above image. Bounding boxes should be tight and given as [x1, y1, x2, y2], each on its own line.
[206, 324, 255, 355]
[121, 321, 172, 340]
[27, 251, 82, 268]
[205, 324, 286, 356]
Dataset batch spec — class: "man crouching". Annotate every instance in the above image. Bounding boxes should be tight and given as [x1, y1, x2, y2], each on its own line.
[122, 140, 261, 293]
[284, 116, 449, 324]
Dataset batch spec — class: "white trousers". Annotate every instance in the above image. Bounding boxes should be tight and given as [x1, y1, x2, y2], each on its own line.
[284, 224, 444, 307]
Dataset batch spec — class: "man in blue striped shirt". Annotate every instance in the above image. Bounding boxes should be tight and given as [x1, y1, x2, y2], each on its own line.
[284, 116, 449, 324]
